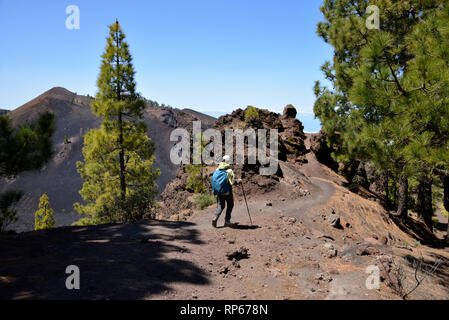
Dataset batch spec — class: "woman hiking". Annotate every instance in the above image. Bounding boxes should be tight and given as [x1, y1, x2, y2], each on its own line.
[211, 155, 240, 228]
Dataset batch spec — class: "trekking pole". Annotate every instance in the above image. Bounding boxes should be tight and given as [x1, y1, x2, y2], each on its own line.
[240, 181, 253, 226]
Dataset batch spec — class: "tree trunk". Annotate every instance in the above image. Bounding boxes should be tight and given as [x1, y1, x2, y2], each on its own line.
[397, 175, 408, 219]
[417, 176, 433, 230]
[443, 174, 449, 242]
[118, 113, 126, 201]
[384, 172, 390, 209]
[115, 22, 126, 201]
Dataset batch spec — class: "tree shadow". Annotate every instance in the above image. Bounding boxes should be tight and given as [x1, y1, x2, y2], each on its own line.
[435, 221, 448, 233]
[216, 224, 260, 230]
[390, 215, 448, 248]
[0, 220, 210, 300]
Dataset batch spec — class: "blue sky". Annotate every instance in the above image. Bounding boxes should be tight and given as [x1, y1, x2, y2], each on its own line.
[0, 0, 333, 132]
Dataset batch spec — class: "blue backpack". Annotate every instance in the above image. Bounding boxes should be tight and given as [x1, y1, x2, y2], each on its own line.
[211, 169, 231, 195]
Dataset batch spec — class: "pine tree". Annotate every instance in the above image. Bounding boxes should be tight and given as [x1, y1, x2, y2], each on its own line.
[35, 193, 55, 230]
[0, 112, 54, 231]
[74, 20, 160, 224]
[444, 175, 449, 242]
[405, 2, 449, 229]
[186, 133, 208, 193]
[0, 112, 55, 177]
[314, 0, 444, 226]
[0, 190, 23, 233]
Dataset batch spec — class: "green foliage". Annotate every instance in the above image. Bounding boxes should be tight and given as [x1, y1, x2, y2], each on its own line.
[433, 218, 440, 227]
[314, 0, 448, 217]
[440, 204, 449, 218]
[244, 106, 259, 121]
[75, 20, 160, 224]
[404, 3, 449, 175]
[0, 112, 54, 232]
[186, 132, 209, 193]
[35, 193, 55, 231]
[0, 112, 55, 177]
[194, 191, 216, 210]
[186, 164, 206, 193]
[96, 187, 158, 223]
[0, 190, 23, 232]
[72, 217, 99, 226]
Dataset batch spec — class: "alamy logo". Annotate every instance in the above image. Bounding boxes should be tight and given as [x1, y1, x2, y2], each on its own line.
[170, 121, 279, 176]
[366, 5, 380, 30]
[365, 265, 380, 290]
[65, 265, 80, 290]
[65, 5, 80, 30]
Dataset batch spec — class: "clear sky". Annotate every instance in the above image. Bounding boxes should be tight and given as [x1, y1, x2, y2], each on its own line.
[0, 0, 333, 132]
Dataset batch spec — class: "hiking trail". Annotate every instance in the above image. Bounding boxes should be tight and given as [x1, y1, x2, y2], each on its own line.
[1, 136, 448, 300]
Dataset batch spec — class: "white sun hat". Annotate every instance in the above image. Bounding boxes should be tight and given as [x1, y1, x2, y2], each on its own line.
[222, 155, 231, 163]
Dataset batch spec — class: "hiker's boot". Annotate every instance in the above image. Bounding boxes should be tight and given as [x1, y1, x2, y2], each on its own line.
[212, 217, 218, 228]
[224, 220, 234, 228]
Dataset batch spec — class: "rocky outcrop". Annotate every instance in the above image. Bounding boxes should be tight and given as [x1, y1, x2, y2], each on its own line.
[215, 105, 308, 163]
[352, 162, 370, 190]
[279, 106, 308, 164]
[309, 130, 338, 172]
[364, 162, 387, 195]
[158, 105, 310, 220]
[282, 104, 297, 118]
[309, 132, 382, 193]
[158, 165, 198, 220]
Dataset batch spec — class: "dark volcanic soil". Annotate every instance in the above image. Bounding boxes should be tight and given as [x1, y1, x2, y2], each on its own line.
[1, 138, 449, 300]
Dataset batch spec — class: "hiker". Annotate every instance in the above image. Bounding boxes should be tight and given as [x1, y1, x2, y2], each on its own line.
[211, 155, 240, 228]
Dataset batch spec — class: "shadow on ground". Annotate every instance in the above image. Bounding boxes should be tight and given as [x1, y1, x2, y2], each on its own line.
[391, 216, 448, 248]
[435, 221, 448, 233]
[403, 252, 449, 297]
[216, 224, 260, 230]
[0, 220, 209, 300]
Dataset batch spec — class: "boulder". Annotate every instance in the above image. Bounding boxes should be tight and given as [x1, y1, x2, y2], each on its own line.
[283, 104, 297, 118]
[309, 130, 339, 171]
[226, 247, 250, 261]
[330, 215, 342, 229]
[357, 245, 381, 256]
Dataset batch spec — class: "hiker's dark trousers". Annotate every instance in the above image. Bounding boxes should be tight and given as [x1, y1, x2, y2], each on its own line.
[214, 194, 234, 222]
